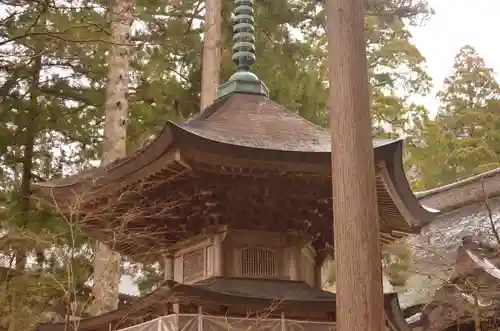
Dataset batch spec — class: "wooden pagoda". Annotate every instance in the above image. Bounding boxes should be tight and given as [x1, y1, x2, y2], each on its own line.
[32, 0, 436, 330]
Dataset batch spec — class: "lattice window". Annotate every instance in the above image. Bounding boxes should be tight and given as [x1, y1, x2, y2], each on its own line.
[183, 248, 205, 282]
[241, 247, 276, 277]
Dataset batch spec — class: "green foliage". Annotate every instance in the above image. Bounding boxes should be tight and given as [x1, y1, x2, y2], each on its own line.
[382, 241, 413, 286]
[124, 262, 163, 295]
[324, 241, 414, 288]
[407, 45, 500, 189]
[0, 0, 438, 324]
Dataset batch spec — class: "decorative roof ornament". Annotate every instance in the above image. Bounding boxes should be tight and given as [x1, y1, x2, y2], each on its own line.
[218, 0, 269, 98]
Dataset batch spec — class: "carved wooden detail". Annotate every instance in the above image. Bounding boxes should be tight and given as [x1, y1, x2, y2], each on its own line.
[183, 248, 205, 282]
[240, 247, 277, 278]
[76, 164, 405, 257]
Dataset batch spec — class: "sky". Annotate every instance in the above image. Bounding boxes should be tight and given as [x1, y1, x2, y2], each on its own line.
[409, 0, 500, 115]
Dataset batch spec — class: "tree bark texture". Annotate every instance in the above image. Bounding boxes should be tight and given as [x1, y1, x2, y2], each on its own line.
[327, 0, 384, 330]
[90, 0, 134, 316]
[200, 0, 221, 111]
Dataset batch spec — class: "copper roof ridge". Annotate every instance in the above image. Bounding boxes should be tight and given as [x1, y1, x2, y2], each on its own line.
[182, 93, 232, 125]
[415, 167, 500, 213]
[416, 167, 500, 199]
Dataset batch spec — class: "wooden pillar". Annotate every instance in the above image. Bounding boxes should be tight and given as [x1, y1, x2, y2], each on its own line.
[214, 233, 223, 276]
[173, 303, 180, 330]
[197, 306, 203, 331]
[314, 253, 326, 289]
[164, 254, 173, 280]
[285, 234, 302, 281]
[327, 0, 384, 330]
[285, 246, 300, 281]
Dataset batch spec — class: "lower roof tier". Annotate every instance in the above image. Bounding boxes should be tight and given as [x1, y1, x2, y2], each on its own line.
[36, 277, 411, 331]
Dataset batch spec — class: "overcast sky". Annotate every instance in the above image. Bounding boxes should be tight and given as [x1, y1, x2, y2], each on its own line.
[409, 0, 499, 115]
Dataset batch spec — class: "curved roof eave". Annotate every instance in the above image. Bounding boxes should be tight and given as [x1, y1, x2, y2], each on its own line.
[34, 124, 176, 190]
[33, 124, 436, 231]
[386, 293, 413, 331]
[169, 123, 402, 167]
[33, 122, 404, 192]
[36, 279, 410, 331]
[377, 140, 439, 229]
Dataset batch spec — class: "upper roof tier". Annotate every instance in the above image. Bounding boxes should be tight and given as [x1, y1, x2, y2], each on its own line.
[32, 91, 437, 256]
[35, 92, 413, 188]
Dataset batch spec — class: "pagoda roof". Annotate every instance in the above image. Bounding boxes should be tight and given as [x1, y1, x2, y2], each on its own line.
[35, 92, 402, 191]
[31, 92, 436, 256]
[36, 277, 411, 331]
[395, 167, 500, 313]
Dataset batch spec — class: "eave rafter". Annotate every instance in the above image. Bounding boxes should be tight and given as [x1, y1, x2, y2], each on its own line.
[31, 126, 434, 258]
[42, 156, 417, 257]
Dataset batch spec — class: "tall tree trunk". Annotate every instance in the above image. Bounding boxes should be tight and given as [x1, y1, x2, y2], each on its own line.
[200, 0, 221, 111]
[89, 0, 134, 316]
[327, 0, 384, 330]
[7, 5, 45, 330]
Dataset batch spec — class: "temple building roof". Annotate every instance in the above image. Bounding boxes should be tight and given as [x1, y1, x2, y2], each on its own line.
[35, 277, 411, 331]
[34, 92, 409, 192]
[397, 167, 500, 309]
[417, 167, 500, 212]
[412, 167, 500, 267]
[414, 237, 500, 331]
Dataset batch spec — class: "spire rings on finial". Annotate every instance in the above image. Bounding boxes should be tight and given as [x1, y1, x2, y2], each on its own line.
[232, 0, 256, 72]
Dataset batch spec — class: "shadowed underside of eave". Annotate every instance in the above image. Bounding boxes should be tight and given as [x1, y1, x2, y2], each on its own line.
[32, 136, 434, 235]
[32, 156, 426, 258]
